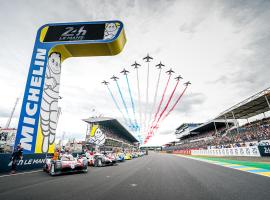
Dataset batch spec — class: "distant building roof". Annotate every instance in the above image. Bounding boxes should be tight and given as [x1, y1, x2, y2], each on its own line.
[175, 123, 202, 139]
[190, 120, 234, 134]
[83, 117, 138, 143]
[215, 87, 270, 119]
[176, 123, 202, 131]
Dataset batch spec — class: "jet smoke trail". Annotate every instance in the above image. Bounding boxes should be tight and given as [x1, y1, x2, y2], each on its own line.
[125, 74, 140, 133]
[135, 68, 142, 133]
[150, 74, 172, 130]
[151, 79, 180, 134]
[146, 65, 162, 134]
[136, 69, 142, 132]
[132, 61, 142, 140]
[142, 54, 153, 134]
[162, 85, 188, 121]
[115, 81, 135, 129]
[106, 85, 129, 126]
[144, 62, 150, 133]
[145, 84, 189, 143]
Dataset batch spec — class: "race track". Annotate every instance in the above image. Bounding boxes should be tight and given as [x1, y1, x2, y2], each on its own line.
[0, 152, 269, 200]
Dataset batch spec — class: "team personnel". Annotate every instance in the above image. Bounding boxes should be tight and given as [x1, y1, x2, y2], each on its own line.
[10, 143, 23, 174]
[52, 147, 61, 160]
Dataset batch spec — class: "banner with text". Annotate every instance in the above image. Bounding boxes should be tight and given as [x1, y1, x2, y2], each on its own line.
[192, 146, 261, 157]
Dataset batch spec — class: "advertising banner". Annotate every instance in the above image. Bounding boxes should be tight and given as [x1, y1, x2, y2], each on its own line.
[192, 146, 261, 157]
[0, 153, 49, 173]
[258, 145, 270, 157]
[87, 125, 106, 146]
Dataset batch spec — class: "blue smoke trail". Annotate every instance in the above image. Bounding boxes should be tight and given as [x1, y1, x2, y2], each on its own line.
[125, 75, 141, 137]
[106, 85, 129, 126]
[115, 81, 135, 130]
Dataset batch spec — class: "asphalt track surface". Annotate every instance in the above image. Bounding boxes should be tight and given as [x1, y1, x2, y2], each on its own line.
[0, 152, 270, 200]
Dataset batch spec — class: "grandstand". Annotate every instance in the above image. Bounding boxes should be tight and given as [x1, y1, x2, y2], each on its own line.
[215, 87, 270, 120]
[175, 123, 202, 139]
[167, 87, 270, 151]
[83, 117, 138, 150]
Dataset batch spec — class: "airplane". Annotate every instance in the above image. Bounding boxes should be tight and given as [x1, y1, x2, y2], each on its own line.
[184, 81, 191, 86]
[101, 80, 109, 85]
[166, 68, 175, 75]
[143, 54, 153, 62]
[156, 62, 165, 69]
[131, 61, 141, 69]
[120, 68, 129, 75]
[175, 75, 183, 81]
[110, 75, 119, 81]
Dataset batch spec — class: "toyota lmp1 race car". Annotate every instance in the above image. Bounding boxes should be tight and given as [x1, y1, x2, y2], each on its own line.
[44, 154, 88, 176]
[84, 151, 95, 166]
[93, 152, 117, 167]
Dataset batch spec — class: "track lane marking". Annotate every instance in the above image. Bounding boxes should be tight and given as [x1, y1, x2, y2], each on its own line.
[173, 154, 270, 178]
[0, 170, 42, 178]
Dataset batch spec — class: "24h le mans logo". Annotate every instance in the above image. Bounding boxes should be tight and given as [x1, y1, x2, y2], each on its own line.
[60, 26, 87, 40]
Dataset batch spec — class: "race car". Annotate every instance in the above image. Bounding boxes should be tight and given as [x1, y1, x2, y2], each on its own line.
[138, 151, 145, 157]
[44, 154, 88, 176]
[131, 152, 139, 159]
[116, 153, 125, 162]
[124, 152, 132, 160]
[84, 151, 95, 166]
[93, 152, 117, 167]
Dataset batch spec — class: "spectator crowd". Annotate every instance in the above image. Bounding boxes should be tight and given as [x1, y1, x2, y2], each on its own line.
[100, 126, 133, 146]
[165, 117, 270, 151]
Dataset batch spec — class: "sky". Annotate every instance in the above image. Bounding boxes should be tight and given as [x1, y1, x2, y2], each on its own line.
[0, 0, 270, 146]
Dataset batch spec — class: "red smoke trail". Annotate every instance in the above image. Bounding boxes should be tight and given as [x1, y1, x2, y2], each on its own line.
[145, 75, 171, 142]
[162, 85, 188, 121]
[145, 85, 188, 143]
[149, 75, 171, 130]
[147, 80, 180, 139]
[153, 80, 180, 128]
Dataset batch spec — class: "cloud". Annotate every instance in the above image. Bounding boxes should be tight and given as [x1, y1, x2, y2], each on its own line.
[173, 92, 206, 114]
[1, 0, 270, 145]
[219, 0, 270, 27]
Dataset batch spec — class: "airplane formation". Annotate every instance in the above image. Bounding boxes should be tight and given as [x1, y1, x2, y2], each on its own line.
[102, 54, 191, 144]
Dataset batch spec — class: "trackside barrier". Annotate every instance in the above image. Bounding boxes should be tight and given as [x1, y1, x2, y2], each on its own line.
[0, 153, 50, 173]
[173, 149, 199, 155]
[191, 146, 261, 157]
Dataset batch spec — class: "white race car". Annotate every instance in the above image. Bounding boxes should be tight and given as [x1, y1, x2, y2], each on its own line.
[84, 152, 95, 166]
[93, 152, 117, 167]
[44, 154, 88, 176]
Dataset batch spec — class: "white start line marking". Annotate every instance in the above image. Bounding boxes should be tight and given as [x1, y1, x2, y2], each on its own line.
[0, 170, 42, 178]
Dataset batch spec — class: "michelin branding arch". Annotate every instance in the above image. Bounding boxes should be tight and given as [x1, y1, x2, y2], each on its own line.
[15, 21, 126, 154]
